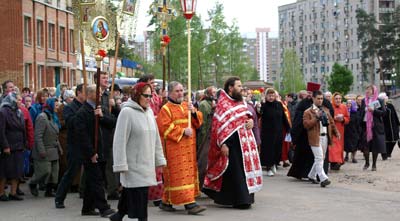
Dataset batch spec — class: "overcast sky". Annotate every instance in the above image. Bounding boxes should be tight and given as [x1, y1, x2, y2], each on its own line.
[134, 0, 297, 39]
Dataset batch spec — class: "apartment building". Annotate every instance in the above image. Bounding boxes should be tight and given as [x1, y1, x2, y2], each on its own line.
[256, 28, 270, 81]
[0, 0, 76, 91]
[278, 0, 399, 92]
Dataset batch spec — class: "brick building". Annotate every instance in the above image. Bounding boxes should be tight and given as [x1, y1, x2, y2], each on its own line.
[0, 0, 76, 92]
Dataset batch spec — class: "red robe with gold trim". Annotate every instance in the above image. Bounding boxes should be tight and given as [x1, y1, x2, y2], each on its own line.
[204, 90, 263, 193]
[157, 101, 203, 205]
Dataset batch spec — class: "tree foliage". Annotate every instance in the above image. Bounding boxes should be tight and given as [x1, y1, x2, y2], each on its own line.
[279, 49, 305, 95]
[328, 63, 354, 96]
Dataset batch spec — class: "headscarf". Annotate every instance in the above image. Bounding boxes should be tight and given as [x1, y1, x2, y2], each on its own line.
[43, 98, 61, 129]
[348, 100, 358, 113]
[0, 92, 22, 119]
[0, 92, 18, 110]
[365, 85, 378, 142]
[331, 92, 342, 107]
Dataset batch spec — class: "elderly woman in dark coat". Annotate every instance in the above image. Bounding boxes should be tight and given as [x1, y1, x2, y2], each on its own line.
[29, 98, 62, 197]
[344, 100, 360, 163]
[379, 93, 400, 160]
[360, 85, 386, 171]
[0, 93, 26, 201]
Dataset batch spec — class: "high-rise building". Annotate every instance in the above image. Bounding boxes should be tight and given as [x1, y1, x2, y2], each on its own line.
[268, 38, 280, 83]
[256, 28, 271, 82]
[242, 37, 257, 69]
[0, 0, 76, 91]
[278, 0, 400, 92]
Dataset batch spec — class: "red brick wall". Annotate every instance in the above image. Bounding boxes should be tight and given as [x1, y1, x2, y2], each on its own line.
[0, 0, 24, 88]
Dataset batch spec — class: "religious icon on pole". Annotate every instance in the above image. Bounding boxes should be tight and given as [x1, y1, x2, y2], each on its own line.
[91, 16, 110, 42]
[122, 0, 136, 16]
[79, 0, 96, 5]
[80, 6, 92, 24]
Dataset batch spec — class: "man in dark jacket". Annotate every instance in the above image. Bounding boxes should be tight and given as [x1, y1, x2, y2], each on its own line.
[74, 85, 115, 218]
[96, 72, 119, 200]
[287, 83, 334, 180]
[55, 84, 85, 209]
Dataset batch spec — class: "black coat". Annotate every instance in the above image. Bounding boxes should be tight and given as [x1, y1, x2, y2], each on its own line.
[0, 106, 25, 152]
[260, 100, 290, 167]
[287, 97, 331, 179]
[383, 102, 400, 142]
[63, 98, 83, 158]
[360, 99, 386, 153]
[344, 111, 361, 152]
[74, 101, 116, 162]
[100, 91, 117, 159]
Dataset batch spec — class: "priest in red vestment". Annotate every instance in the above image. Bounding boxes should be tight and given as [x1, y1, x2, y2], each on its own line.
[203, 77, 263, 209]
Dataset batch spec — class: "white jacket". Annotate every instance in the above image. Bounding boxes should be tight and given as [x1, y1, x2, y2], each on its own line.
[113, 99, 166, 188]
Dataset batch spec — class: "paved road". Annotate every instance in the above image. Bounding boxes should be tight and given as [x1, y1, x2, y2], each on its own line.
[1, 151, 400, 221]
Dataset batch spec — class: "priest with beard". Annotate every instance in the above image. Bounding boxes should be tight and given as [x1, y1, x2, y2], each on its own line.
[287, 83, 334, 180]
[203, 77, 263, 209]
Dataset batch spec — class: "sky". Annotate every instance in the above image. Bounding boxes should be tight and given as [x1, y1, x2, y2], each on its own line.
[133, 0, 297, 39]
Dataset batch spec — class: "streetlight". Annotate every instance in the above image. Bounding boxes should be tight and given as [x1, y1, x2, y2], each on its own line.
[198, 40, 217, 89]
[179, 0, 197, 127]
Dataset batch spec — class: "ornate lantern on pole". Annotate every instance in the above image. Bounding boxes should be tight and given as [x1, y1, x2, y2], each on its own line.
[179, 0, 197, 127]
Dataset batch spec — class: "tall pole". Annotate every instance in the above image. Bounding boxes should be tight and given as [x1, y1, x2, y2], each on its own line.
[110, 32, 120, 112]
[167, 44, 171, 82]
[162, 47, 167, 91]
[80, 31, 87, 94]
[187, 20, 192, 128]
[94, 55, 102, 154]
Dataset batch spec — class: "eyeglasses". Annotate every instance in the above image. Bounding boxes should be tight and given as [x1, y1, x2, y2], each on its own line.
[141, 94, 153, 98]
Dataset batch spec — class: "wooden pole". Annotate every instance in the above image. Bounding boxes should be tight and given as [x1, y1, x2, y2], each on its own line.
[109, 32, 120, 112]
[162, 46, 166, 91]
[187, 20, 191, 128]
[80, 31, 87, 94]
[94, 55, 102, 154]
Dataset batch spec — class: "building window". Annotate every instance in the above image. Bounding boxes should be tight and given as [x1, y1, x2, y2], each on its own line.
[37, 20, 44, 47]
[24, 16, 32, 45]
[48, 23, 55, 50]
[24, 64, 31, 87]
[60, 26, 66, 52]
[69, 29, 75, 53]
[37, 65, 44, 89]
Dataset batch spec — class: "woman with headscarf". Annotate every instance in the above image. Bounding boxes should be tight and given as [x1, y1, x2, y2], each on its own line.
[329, 92, 349, 170]
[29, 98, 63, 197]
[360, 85, 386, 171]
[344, 100, 360, 163]
[0, 93, 26, 201]
[378, 93, 400, 160]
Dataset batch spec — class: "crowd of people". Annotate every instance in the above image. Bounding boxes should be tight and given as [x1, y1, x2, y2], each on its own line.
[0, 74, 399, 220]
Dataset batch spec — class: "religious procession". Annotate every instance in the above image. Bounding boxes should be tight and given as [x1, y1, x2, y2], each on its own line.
[1, 0, 400, 221]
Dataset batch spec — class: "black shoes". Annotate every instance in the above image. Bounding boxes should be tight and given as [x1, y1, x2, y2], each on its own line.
[320, 179, 331, 188]
[29, 184, 39, 197]
[233, 204, 252, 209]
[109, 212, 124, 221]
[372, 165, 377, 171]
[308, 178, 319, 184]
[55, 201, 65, 209]
[0, 194, 9, 201]
[8, 194, 23, 201]
[363, 163, 370, 171]
[159, 202, 176, 212]
[16, 188, 25, 196]
[100, 208, 116, 218]
[82, 210, 100, 216]
[352, 158, 358, 163]
[187, 205, 207, 215]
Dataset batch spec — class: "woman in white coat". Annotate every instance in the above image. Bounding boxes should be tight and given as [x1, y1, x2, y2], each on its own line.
[110, 82, 166, 221]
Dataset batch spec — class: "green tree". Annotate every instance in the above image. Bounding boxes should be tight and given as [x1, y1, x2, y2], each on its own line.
[328, 63, 354, 95]
[356, 8, 396, 91]
[280, 49, 305, 94]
